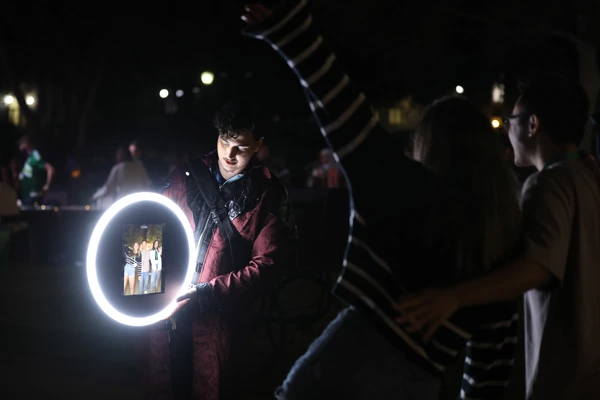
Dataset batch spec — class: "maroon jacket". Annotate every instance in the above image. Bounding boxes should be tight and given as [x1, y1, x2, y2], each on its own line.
[142, 152, 296, 400]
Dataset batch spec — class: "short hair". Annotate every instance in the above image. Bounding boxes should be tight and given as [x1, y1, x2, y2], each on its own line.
[213, 98, 261, 140]
[517, 74, 589, 145]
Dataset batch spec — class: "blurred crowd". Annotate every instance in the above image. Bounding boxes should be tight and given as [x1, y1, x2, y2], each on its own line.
[0, 133, 348, 213]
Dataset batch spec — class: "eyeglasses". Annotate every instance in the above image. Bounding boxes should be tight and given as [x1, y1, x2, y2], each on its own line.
[502, 113, 531, 128]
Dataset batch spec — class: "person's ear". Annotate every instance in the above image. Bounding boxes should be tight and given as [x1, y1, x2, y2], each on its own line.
[255, 137, 264, 152]
[528, 114, 541, 138]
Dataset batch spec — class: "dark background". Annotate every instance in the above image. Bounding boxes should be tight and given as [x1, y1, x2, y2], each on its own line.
[1, 0, 598, 167]
[1, 1, 599, 398]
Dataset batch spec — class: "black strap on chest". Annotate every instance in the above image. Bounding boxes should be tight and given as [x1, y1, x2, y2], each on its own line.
[186, 160, 241, 285]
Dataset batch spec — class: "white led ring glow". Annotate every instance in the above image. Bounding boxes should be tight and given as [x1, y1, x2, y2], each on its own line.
[86, 192, 195, 326]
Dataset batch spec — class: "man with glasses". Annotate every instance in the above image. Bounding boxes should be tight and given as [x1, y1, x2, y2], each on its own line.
[396, 75, 600, 399]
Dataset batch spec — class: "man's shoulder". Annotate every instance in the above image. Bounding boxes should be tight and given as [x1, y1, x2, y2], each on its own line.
[523, 163, 578, 197]
[255, 166, 297, 235]
[161, 163, 189, 194]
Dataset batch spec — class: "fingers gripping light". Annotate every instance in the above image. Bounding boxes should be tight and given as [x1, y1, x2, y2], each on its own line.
[86, 192, 195, 326]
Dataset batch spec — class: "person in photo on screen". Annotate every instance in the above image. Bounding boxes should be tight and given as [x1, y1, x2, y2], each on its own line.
[150, 240, 162, 293]
[139, 240, 151, 294]
[158, 246, 163, 291]
[124, 242, 140, 295]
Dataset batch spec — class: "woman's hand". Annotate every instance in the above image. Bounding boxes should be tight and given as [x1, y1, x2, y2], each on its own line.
[394, 288, 461, 342]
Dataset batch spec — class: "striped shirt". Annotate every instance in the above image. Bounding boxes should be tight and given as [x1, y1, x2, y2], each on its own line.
[125, 251, 142, 275]
[243, 1, 518, 398]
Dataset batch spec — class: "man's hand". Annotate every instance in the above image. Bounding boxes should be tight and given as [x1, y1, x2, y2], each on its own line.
[177, 286, 197, 303]
[169, 298, 191, 318]
[241, 3, 272, 25]
[394, 288, 461, 342]
[161, 287, 196, 321]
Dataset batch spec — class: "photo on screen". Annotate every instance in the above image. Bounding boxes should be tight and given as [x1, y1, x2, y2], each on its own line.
[122, 223, 165, 296]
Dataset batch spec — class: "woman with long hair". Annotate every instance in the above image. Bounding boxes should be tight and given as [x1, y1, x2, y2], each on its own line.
[412, 96, 521, 284]
[149, 240, 162, 293]
[286, 98, 521, 400]
[124, 242, 140, 295]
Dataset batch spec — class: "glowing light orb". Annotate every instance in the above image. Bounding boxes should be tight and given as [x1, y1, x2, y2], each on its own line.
[201, 71, 214, 85]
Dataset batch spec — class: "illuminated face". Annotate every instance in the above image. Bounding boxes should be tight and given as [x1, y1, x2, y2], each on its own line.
[141, 241, 147, 250]
[133, 242, 139, 252]
[506, 97, 535, 167]
[216, 130, 263, 181]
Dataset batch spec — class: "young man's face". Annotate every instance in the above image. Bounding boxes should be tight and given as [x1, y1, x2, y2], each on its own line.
[216, 130, 263, 180]
[507, 97, 536, 167]
[141, 241, 146, 250]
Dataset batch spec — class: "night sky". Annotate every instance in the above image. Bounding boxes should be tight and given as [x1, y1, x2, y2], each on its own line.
[1, 0, 599, 161]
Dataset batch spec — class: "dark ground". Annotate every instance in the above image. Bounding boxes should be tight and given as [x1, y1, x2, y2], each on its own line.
[0, 188, 524, 399]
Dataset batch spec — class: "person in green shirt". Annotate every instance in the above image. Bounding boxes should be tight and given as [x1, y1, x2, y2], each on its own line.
[17, 135, 55, 206]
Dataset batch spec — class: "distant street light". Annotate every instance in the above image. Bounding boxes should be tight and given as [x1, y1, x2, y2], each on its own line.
[455, 85, 464, 94]
[3, 95, 14, 105]
[201, 71, 214, 85]
[491, 118, 501, 129]
[159, 89, 169, 98]
[176, 89, 184, 98]
[26, 95, 35, 105]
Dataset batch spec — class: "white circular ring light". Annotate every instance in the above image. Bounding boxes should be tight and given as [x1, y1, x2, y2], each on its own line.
[86, 192, 195, 326]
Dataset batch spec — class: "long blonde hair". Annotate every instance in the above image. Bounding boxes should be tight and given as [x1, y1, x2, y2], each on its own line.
[413, 96, 520, 281]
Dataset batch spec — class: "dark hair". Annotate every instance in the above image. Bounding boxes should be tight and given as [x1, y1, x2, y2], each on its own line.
[413, 96, 520, 281]
[213, 98, 261, 140]
[517, 74, 589, 145]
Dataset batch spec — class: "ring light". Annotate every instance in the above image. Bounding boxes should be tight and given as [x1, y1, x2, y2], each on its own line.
[86, 192, 195, 326]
